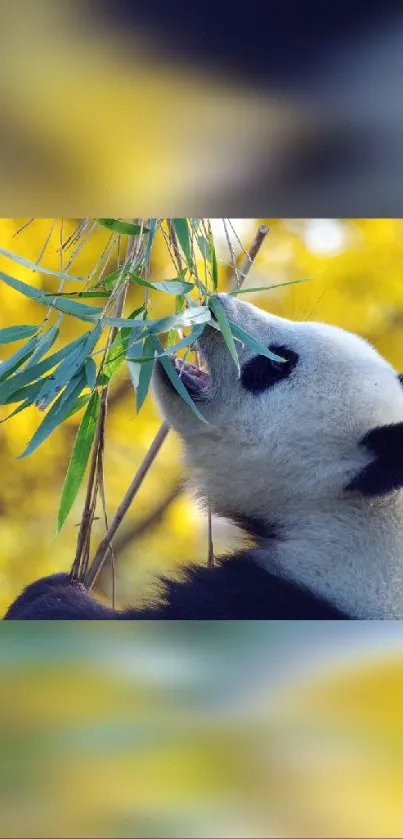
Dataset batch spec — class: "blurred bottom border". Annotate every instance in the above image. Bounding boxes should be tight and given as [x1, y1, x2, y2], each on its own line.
[0, 621, 403, 838]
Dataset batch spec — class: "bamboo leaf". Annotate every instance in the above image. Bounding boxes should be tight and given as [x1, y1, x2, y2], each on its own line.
[127, 360, 141, 391]
[0, 397, 33, 423]
[135, 336, 156, 412]
[228, 277, 310, 296]
[227, 320, 286, 363]
[208, 297, 239, 370]
[128, 323, 206, 362]
[0, 334, 91, 405]
[64, 393, 91, 421]
[196, 235, 210, 260]
[34, 323, 102, 410]
[0, 270, 102, 321]
[208, 231, 218, 290]
[128, 275, 194, 295]
[4, 378, 50, 405]
[95, 219, 148, 235]
[44, 290, 110, 299]
[19, 375, 85, 459]
[57, 391, 101, 531]
[144, 219, 158, 266]
[0, 334, 40, 382]
[175, 294, 186, 314]
[0, 325, 38, 344]
[42, 295, 102, 320]
[97, 269, 126, 292]
[24, 322, 60, 369]
[104, 306, 211, 334]
[0, 246, 83, 281]
[152, 337, 207, 424]
[172, 219, 194, 271]
[84, 358, 97, 391]
[102, 306, 145, 383]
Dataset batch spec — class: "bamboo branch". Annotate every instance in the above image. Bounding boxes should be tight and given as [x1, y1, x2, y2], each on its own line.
[82, 220, 270, 590]
[229, 224, 269, 290]
[84, 422, 170, 589]
[94, 481, 182, 588]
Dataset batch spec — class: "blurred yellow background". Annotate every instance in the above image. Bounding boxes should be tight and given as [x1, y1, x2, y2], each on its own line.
[2, 219, 403, 839]
[1, 621, 403, 838]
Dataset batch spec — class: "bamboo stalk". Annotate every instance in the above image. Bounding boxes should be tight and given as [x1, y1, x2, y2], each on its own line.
[84, 422, 170, 589]
[82, 220, 269, 590]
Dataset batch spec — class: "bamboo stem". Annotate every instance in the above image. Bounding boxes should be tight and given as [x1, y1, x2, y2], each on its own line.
[84, 422, 170, 589]
[82, 220, 270, 589]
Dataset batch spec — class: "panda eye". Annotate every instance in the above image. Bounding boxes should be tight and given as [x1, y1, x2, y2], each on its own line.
[241, 344, 299, 393]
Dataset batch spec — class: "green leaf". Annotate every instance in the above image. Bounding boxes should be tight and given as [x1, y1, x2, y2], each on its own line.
[3, 378, 50, 405]
[101, 306, 145, 383]
[84, 358, 97, 390]
[175, 294, 186, 314]
[101, 340, 128, 383]
[0, 325, 39, 344]
[64, 393, 91, 421]
[127, 360, 141, 391]
[44, 290, 111, 299]
[208, 297, 239, 370]
[119, 306, 146, 338]
[19, 375, 85, 459]
[227, 320, 286, 363]
[105, 306, 211, 335]
[154, 280, 194, 294]
[128, 323, 205, 362]
[0, 397, 33, 423]
[42, 295, 102, 321]
[0, 334, 40, 382]
[128, 274, 194, 295]
[135, 336, 156, 412]
[96, 268, 125, 292]
[0, 270, 102, 322]
[228, 277, 311, 296]
[208, 232, 218, 290]
[0, 333, 91, 404]
[95, 219, 149, 235]
[172, 219, 194, 271]
[24, 322, 60, 369]
[0, 246, 83, 282]
[152, 337, 207, 424]
[34, 323, 102, 410]
[57, 391, 101, 531]
[167, 329, 178, 348]
[144, 219, 158, 267]
[196, 235, 210, 260]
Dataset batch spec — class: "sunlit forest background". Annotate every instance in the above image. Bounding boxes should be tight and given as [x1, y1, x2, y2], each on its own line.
[2, 219, 403, 839]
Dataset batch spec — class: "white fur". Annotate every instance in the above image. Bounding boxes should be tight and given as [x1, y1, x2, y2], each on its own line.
[153, 293, 403, 619]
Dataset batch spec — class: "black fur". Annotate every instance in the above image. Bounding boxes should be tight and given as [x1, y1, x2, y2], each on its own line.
[226, 514, 280, 543]
[346, 422, 403, 497]
[241, 345, 299, 394]
[3, 553, 349, 620]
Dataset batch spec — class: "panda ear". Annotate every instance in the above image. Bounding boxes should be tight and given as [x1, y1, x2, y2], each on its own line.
[346, 423, 403, 497]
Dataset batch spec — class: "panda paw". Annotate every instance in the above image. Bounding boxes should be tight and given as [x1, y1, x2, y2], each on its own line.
[3, 572, 86, 620]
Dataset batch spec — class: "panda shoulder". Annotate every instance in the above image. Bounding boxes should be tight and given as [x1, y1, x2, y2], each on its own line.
[136, 550, 349, 620]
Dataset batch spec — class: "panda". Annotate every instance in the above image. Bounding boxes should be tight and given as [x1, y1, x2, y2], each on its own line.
[5, 292, 403, 620]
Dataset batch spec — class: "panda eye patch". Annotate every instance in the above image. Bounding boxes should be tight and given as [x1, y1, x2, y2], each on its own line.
[241, 344, 299, 393]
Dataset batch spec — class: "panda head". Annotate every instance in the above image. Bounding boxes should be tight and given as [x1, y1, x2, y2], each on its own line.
[152, 293, 403, 529]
